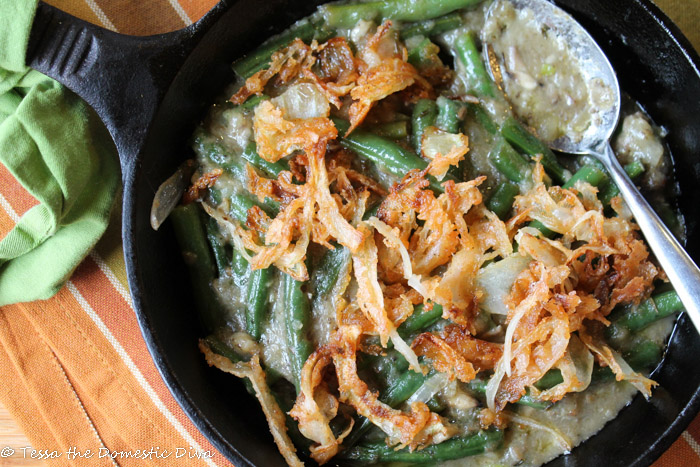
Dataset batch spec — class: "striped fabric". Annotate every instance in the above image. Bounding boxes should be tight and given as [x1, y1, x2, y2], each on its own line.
[0, 0, 699, 466]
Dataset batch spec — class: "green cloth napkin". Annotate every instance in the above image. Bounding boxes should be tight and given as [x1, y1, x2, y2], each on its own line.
[0, 0, 119, 305]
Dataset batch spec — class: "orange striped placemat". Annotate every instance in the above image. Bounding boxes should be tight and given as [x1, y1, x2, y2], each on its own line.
[0, 0, 699, 466]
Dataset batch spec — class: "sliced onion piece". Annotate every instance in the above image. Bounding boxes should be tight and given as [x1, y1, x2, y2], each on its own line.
[476, 254, 531, 316]
[406, 371, 450, 405]
[367, 216, 428, 297]
[272, 82, 331, 119]
[150, 160, 196, 230]
[507, 411, 572, 454]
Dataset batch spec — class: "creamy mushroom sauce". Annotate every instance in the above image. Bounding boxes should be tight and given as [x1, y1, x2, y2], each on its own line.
[482, 0, 615, 144]
[187, 1, 682, 465]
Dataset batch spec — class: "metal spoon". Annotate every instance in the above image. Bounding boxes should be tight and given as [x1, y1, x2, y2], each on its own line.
[485, 0, 700, 330]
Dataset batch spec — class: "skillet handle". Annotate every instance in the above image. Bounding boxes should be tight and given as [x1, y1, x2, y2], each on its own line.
[25, 1, 228, 176]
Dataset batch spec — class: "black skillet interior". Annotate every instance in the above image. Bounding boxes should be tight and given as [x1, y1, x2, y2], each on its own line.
[123, 0, 700, 466]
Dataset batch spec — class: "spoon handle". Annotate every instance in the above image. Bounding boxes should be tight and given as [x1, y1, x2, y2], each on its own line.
[597, 143, 700, 330]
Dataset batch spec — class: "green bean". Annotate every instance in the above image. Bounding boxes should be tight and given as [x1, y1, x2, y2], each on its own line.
[408, 37, 432, 66]
[232, 21, 317, 79]
[224, 195, 253, 286]
[525, 165, 607, 238]
[360, 347, 411, 376]
[598, 161, 648, 205]
[230, 191, 278, 340]
[208, 187, 223, 205]
[284, 273, 313, 392]
[274, 390, 314, 453]
[607, 290, 683, 336]
[241, 142, 290, 178]
[487, 182, 520, 220]
[534, 369, 563, 390]
[466, 103, 499, 135]
[170, 204, 221, 332]
[341, 430, 503, 464]
[203, 335, 243, 363]
[205, 217, 230, 277]
[230, 192, 279, 224]
[408, 37, 445, 77]
[653, 199, 684, 239]
[202, 336, 259, 394]
[230, 192, 258, 224]
[384, 369, 430, 406]
[344, 368, 429, 448]
[562, 165, 607, 189]
[192, 131, 230, 167]
[468, 379, 552, 409]
[363, 202, 381, 221]
[335, 118, 453, 192]
[371, 120, 409, 139]
[398, 303, 444, 338]
[230, 248, 249, 287]
[489, 139, 531, 183]
[321, 0, 485, 30]
[527, 220, 556, 238]
[411, 99, 439, 153]
[426, 395, 446, 412]
[400, 12, 463, 39]
[246, 268, 273, 341]
[623, 339, 662, 371]
[312, 245, 351, 297]
[501, 116, 569, 183]
[241, 94, 270, 110]
[363, 302, 443, 352]
[591, 366, 615, 384]
[536, 366, 613, 389]
[454, 32, 494, 97]
[599, 182, 619, 206]
[624, 160, 645, 179]
[516, 392, 554, 409]
[436, 96, 465, 134]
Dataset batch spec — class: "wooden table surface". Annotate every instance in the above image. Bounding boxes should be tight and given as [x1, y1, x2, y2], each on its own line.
[0, 402, 43, 467]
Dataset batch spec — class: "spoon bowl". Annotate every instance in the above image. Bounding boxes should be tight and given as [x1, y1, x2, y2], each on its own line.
[491, 0, 621, 155]
[485, 0, 700, 332]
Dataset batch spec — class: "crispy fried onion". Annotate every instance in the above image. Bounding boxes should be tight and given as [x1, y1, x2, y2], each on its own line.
[513, 163, 605, 243]
[289, 325, 455, 461]
[199, 342, 303, 467]
[232, 35, 359, 109]
[253, 100, 336, 163]
[352, 223, 421, 370]
[421, 126, 469, 180]
[512, 161, 658, 313]
[230, 38, 315, 105]
[182, 168, 223, 204]
[226, 100, 365, 279]
[483, 163, 661, 410]
[333, 325, 456, 449]
[412, 324, 502, 383]
[578, 324, 656, 398]
[348, 21, 432, 133]
[486, 262, 578, 411]
[234, 193, 315, 280]
[531, 334, 594, 402]
[288, 347, 352, 464]
[372, 171, 511, 327]
[304, 37, 359, 108]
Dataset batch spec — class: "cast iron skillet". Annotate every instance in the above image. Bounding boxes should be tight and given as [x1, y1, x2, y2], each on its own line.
[25, 0, 700, 465]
